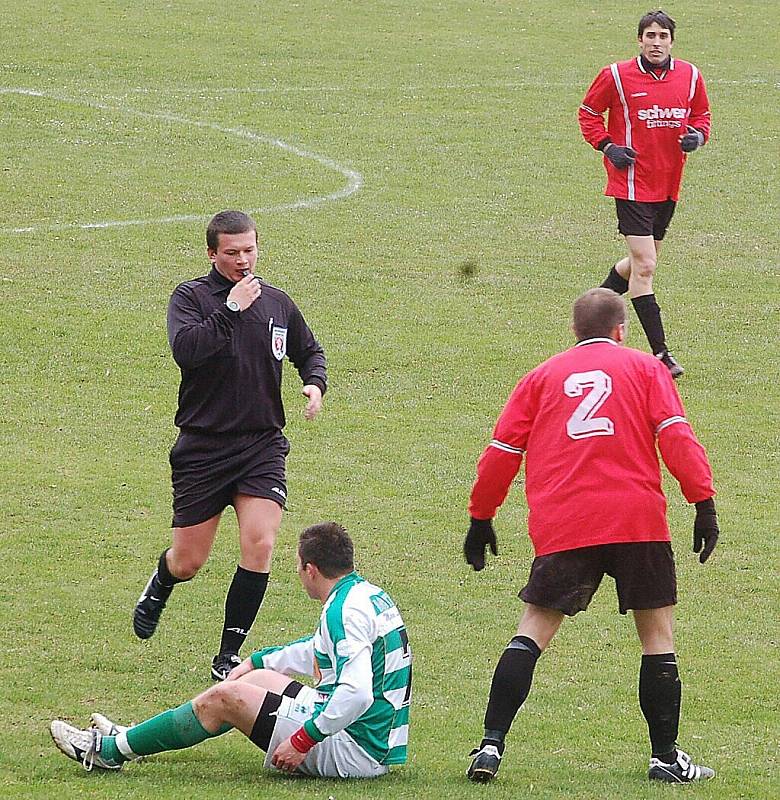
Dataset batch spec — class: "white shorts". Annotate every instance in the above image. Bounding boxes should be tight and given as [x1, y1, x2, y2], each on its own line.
[264, 686, 389, 779]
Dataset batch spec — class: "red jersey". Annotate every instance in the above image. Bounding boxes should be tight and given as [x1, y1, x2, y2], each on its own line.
[579, 57, 711, 202]
[469, 339, 715, 556]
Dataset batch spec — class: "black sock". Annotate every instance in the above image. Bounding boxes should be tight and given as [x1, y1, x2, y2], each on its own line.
[601, 266, 629, 295]
[639, 652, 681, 762]
[631, 294, 668, 355]
[157, 548, 186, 588]
[219, 567, 269, 655]
[481, 635, 542, 750]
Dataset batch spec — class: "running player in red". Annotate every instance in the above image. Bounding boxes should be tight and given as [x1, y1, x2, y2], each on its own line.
[578, 10, 711, 378]
[463, 288, 719, 785]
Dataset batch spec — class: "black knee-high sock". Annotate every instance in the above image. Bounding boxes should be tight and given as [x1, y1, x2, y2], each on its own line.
[631, 294, 668, 355]
[219, 567, 269, 655]
[481, 635, 542, 751]
[639, 653, 681, 762]
[601, 266, 629, 295]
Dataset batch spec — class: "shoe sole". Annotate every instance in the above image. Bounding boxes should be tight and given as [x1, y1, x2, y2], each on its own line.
[468, 769, 496, 783]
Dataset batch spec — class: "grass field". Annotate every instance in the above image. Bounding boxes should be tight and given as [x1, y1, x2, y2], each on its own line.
[1, 1, 778, 798]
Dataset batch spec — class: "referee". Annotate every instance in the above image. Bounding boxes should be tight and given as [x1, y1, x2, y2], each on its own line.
[578, 10, 711, 378]
[133, 210, 327, 682]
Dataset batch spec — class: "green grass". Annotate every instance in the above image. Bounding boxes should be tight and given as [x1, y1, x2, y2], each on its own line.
[1, 1, 778, 798]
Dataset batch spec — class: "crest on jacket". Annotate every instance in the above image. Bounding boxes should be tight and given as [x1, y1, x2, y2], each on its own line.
[271, 326, 287, 360]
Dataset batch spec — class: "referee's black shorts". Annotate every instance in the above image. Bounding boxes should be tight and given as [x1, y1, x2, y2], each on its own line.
[519, 541, 677, 616]
[615, 198, 676, 240]
[169, 429, 290, 528]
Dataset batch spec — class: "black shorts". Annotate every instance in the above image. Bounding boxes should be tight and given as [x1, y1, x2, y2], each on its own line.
[615, 199, 676, 240]
[169, 429, 290, 528]
[519, 541, 677, 616]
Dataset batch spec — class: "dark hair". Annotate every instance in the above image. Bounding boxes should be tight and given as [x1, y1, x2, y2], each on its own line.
[638, 10, 676, 40]
[298, 522, 354, 579]
[206, 210, 258, 250]
[572, 288, 627, 341]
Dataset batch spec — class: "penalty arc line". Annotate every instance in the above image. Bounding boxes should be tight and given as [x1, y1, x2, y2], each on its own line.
[0, 88, 363, 235]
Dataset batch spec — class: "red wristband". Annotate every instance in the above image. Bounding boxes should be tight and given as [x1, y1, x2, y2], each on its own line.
[289, 727, 317, 754]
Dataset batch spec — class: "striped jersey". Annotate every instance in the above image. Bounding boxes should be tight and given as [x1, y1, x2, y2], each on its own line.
[251, 572, 411, 765]
[579, 57, 711, 201]
[469, 339, 715, 556]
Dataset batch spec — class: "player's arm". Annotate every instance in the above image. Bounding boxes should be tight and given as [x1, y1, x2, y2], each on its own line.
[244, 634, 317, 677]
[578, 67, 614, 150]
[687, 71, 712, 145]
[465, 375, 534, 570]
[651, 366, 719, 562]
[276, 611, 374, 766]
[167, 284, 237, 368]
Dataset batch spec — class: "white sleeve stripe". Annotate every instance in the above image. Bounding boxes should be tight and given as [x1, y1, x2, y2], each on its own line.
[656, 416, 689, 434]
[689, 65, 699, 101]
[610, 62, 635, 200]
[489, 439, 524, 454]
[580, 104, 601, 116]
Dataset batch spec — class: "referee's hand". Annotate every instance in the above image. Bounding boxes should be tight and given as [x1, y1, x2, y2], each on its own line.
[227, 274, 262, 311]
[302, 384, 322, 420]
[464, 517, 497, 571]
[604, 143, 637, 169]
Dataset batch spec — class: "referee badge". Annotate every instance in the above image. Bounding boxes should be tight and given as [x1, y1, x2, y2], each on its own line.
[271, 325, 287, 360]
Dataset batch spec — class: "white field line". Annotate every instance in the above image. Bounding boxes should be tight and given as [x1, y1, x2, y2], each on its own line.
[0, 88, 363, 235]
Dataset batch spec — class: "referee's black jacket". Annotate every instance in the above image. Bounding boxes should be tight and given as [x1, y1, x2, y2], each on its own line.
[167, 267, 327, 434]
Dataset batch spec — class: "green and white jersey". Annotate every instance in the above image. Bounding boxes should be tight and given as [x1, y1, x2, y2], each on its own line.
[251, 572, 411, 765]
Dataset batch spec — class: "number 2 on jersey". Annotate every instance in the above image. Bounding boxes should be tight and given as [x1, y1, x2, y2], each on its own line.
[563, 370, 614, 439]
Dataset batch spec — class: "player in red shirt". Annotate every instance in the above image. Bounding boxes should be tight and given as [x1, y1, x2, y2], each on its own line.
[464, 289, 719, 785]
[578, 10, 711, 379]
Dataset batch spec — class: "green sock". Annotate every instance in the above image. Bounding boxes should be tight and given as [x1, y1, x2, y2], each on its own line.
[99, 735, 125, 764]
[125, 701, 232, 757]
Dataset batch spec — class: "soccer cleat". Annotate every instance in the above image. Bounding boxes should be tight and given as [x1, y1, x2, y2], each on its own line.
[50, 720, 122, 771]
[133, 570, 172, 640]
[211, 652, 243, 681]
[467, 744, 502, 783]
[648, 748, 715, 783]
[656, 350, 685, 379]
[90, 712, 129, 737]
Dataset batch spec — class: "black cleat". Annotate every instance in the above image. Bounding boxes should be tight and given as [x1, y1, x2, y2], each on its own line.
[656, 350, 685, 379]
[467, 744, 502, 783]
[133, 571, 172, 640]
[648, 748, 715, 783]
[211, 652, 242, 681]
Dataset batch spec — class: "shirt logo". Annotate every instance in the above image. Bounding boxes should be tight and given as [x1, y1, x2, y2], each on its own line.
[271, 326, 287, 360]
[636, 104, 687, 129]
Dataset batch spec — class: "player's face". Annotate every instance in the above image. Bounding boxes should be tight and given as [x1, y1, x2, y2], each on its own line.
[638, 22, 673, 64]
[208, 230, 258, 283]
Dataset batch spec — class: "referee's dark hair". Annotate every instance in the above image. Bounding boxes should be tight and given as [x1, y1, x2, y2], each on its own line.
[206, 210, 258, 250]
[572, 288, 627, 342]
[638, 10, 676, 40]
[298, 522, 354, 578]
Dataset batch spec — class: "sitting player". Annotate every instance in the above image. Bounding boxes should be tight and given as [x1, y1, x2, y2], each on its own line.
[51, 522, 411, 779]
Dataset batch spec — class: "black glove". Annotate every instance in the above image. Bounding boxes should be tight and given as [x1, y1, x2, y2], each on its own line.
[693, 498, 719, 563]
[463, 517, 497, 571]
[604, 143, 637, 169]
[680, 126, 704, 153]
